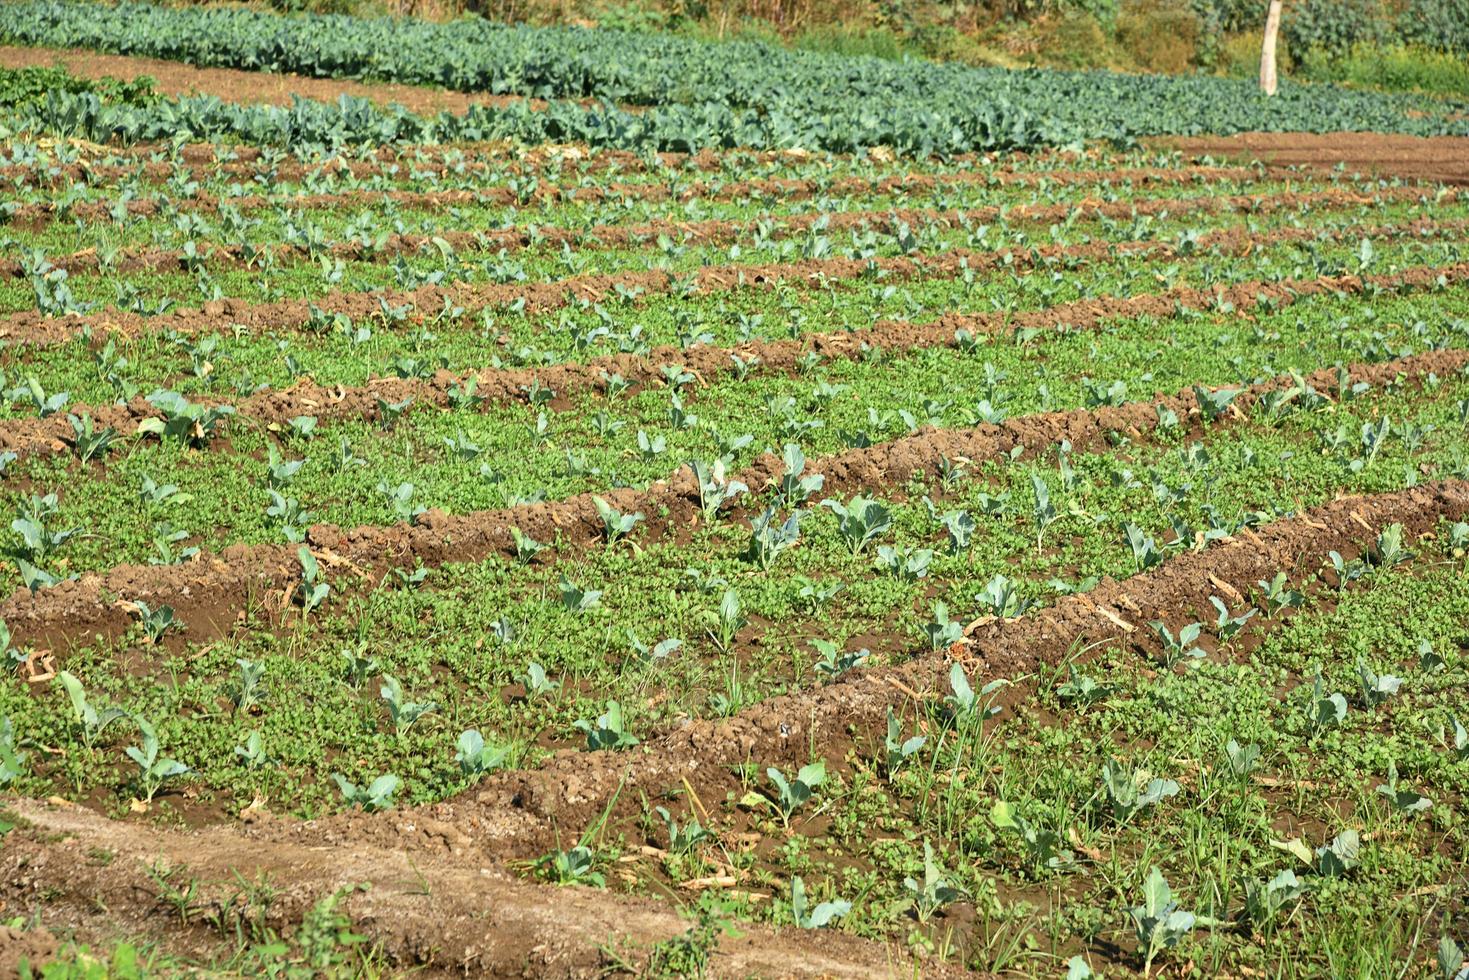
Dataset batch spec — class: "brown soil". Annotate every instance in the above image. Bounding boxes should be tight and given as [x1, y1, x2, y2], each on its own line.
[0, 800, 967, 979]
[0, 201, 1457, 350]
[0, 44, 546, 116]
[1163, 131, 1469, 186]
[4, 344, 1463, 655]
[0, 924, 59, 978]
[0, 182, 1430, 282]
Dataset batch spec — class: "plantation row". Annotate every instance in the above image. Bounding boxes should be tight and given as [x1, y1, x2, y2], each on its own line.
[4, 3, 1469, 154]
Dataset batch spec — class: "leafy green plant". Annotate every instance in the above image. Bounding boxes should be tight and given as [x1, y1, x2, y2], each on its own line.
[1356, 659, 1403, 710]
[332, 772, 399, 811]
[66, 412, 117, 462]
[742, 761, 825, 829]
[455, 729, 510, 778]
[1151, 620, 1204, 667]
[379, 674, 438, 738]
[903, 840, 964, 923]
[1101, 759, 1180, 823]
[0, 715, 26, 785]
[517, 662, 559, 699]
[811, 639, 868, 680]
[655, 806, 713, 858]
[1309, 670, 1349, 732]
[573, 700, 638, 750]
[703, 588, 745, 652]
[1129, 866, 1198, 974]
[57, 670, 127, 751]
[230, 659, 266, 715]
[745, 507, 803, 570]
[1375, 760, 1432, 814]
[689, 458, 748, 520]
[883, 707, 926, 777]
[138, 390, 234, 446]
[125, 717, 192, 803]
[945, 663, 1007, 720]
[923, 601, 964, 651]
[558, 576, 602, 614]
[509, 526, 545, 564]
[821, 495, 891, 555]
[536, 845, 603, 887]
[1240, 869, 1304, 934]
[790, 876, 850, 929]
[990, 800, 1073, 874]
[593, 496, 642, 546]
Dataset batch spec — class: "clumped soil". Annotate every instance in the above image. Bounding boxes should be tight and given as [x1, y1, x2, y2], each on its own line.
[1166, 131, 1469, 186]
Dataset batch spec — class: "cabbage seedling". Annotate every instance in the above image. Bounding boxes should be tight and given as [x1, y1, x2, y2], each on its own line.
[455, 729, 509, 778]
[333, 772, 399, 811]
[883, 707, 926, 777]
[296, 547, 330, 614]
[592, 496, 642, 546]
[745, 508, 802, 570]
[138, 391, 234, 447]
[537, 845, 603, 887]
[1129, 866, 1197, 974]
[234, 731, 268, 768]
[655, 806, 712, 857]
[821, 495, 891, 555]
[509, 527, 545, 564]
[990, 800, 1073, 874]
[379, 674, 437, 738]
[742, 761, 824, 829]
[703, 589, 744, 652]
[516, 662, 559, 699]
[1356, 660, 1403, 710]
[125, 718, 192, 803]
[1240, 869, 1304, 934]
[230, 659, 266, 715]
[1375, 760, 1432, 814]
[790, 876, 850, 929]
[923, 602, 963, 651]
[945, 663, 1007, 721]
[811, 639, 868, 680]
[903, 840, 964, 923]
[558, 576, 602, 614]
[1101, 759, 1179, 823]
[573, 700, 638, 750]
[67, 413, 117, 462]
[0, 716, 26, 784]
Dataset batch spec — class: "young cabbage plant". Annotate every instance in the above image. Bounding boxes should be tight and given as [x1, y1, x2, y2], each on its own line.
[1308, 670, 1349, 733]
[379, 674, 438, 739]
[67, 413, 117, 462]
[230, 659, 267, 715]
[883, 707, 926, 777]
[558, 576, 602, 614]
[0, 715, 27, 784]
[945, 663, 1008, 722]
[1375, 760, 1432, 814]
[333, 772, 399, 812]
[655, 806, 713, 858]
[509, 526, 546, 564]
[903, 840, 965, 923]
[875, 545, 932, 582]
[234, 730, 269, 769]
[975, 573, 1032, 619]
[57, 671, 128, 751]
[573, 700, 639, 750]
[1209, 596, 1257, 640]
[688, 458, 748, 521]
[537, 845, 603, 887]
[703, 589, 745, 652]
[1357, 660, 1403, 710]
[138, 390, 234, 447]
[125, 718, 192, 803]
[990, 800, 1074, 875]
[776, 444, 825, 507]
[296, 546, 330, 614]
[592, 496, 643, 547]
[743, 761, 825, 829]
[455, 729, 510, 778]
[745, 508, 803, 570]
[1101, 758, 1180, 823]
[516, 662, 560, 699]
[1151, 620, 1205, 668]
[811, 639, 869, 680]
[923, 601, 964, 651]
[821, 495, 891, 555]
[1221, 739, 1262, 780]
[1130, 866, 1198, 975]
[790, 876, 851, 930]
[1240, 869, 1304, 934]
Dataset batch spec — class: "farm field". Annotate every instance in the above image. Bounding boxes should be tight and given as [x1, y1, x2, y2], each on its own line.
[1, 5, 1468, 978]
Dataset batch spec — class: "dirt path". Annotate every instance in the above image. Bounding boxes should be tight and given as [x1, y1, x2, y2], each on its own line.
[1163, 131, 1469, 185]
[0, 44, 538, 115]
[1, 799, 964, 978]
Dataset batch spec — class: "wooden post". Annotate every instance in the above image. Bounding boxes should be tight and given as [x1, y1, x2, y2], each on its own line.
[1260, 0, 1283, 96]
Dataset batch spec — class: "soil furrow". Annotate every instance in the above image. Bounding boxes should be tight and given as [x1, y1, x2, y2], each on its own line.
[0, 800, 961, 979]
[4, 163, 1261, 230]
[4, 347, 1463, 653]
[0, 203, 1457, 349]
[1, 183, 1435, 281]
[1, 250, 1464, 463]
